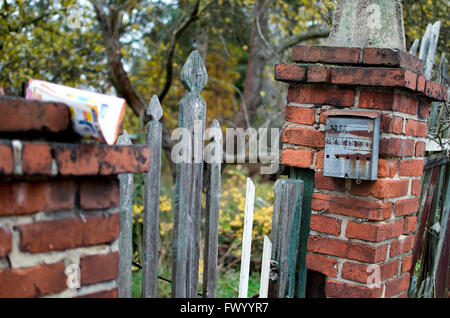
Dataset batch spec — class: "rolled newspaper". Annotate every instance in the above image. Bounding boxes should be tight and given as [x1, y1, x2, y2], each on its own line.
[26, 79, 126, 145]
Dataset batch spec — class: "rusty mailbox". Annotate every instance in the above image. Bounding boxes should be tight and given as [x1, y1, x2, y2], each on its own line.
[323, 110, 381, 181]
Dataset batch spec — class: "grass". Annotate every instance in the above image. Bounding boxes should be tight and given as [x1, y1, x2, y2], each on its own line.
[131, 267, 261, 298]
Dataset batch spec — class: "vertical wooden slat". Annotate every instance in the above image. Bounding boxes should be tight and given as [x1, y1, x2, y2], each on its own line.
[410, 166, 440, 277]
[142, 96, 163, 298]
[270, 179, 304, 298]
[289, 167, 314, 298]
[172, 50, 207, 298]
[432, 166, 450, 297]
[116, 130, 134, 298]
[259, 235, 272, 298]
[203, 119, 222, 298]
[238, 177, 255, 298]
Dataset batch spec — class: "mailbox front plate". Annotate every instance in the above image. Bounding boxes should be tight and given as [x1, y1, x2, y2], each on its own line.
[324, 114, 380, 180]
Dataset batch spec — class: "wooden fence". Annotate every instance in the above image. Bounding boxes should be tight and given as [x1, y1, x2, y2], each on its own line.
[408, 21, 450, 298]
[116, 50, 305, 298]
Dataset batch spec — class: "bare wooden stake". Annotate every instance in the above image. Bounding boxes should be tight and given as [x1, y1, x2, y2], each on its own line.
[142, 95, 163, 298]
[172, 50, 207, 298]
[116, 130, 134, 298]
[203, 119, 222, 298]
[239, 177, 255, 298]
[259, 235, 272, 298]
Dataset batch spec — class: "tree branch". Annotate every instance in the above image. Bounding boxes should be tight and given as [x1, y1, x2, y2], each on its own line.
[158, 0, 201, 104]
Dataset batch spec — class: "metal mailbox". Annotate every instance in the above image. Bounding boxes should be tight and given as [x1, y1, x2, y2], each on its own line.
[323, 110, 381, 181]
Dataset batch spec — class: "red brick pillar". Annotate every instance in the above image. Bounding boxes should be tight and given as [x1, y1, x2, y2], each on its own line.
[0, 97, 149, 298]
[276, 46, 447, 298]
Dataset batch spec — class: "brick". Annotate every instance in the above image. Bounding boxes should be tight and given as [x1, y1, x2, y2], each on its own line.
[54, 144, 99, 175]
[282, 127, 324, 148]
[389, 235, 416, 257]
[314, 171, 346, 192]
[0, 144, 13, 175]
[311, 192, 392, 221]
[0, 226, 12, 257]
[346, 219, 404, 242]
[274, 64, 307, 82]
[377, 159, 398, 178]
[395, 197, 420, 216]
[22, 143, 52, 175]
[405, 119, 427, 137]
[306, 254, 338, 277]
[53, 144, 150, 176]
[79, 178, 120, 210]
[415, 141, 426, 157]
[281, 148, 314, 168]
[0, 97, 70, 133]
[393, 95, 419, 115]
[315, 151, 324, 170]
[16, 213, 120, 253]
[384, 273, 411, 298]
[288, 85, 355, 107]
[425, 80, 447, 102]
[417, 75, 426, 92]
[284, 106, 316, 125]
[80, 252, 119, 286]
[350, 179, 409, 199]
[0, 180, 75, 216]
[341, 259, 399, 284]
[381, 115, 403, 134]
[325, 279, 383, 298]
[411, 179, 422, 195]
[0, 261, 67, 297]
[418, 101, 431, 120]
[361, 48, 424, 74]
[401, 254, 413, 273]
[292, 45, 361, 64]
[379, 138, 415, 157]
[310, 214, 341, 236]
[403, 216, 417, 234]
[307, 65, 331, 83]
[358, 91, 395, 111]
[399, 160, 424, 177]
[331, 68, 417, 90]
[307, 235, 387, 263]
[77, 288, 118, 298]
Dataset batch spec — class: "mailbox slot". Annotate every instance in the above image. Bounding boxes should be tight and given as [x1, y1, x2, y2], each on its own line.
[323, 110, 381, 181]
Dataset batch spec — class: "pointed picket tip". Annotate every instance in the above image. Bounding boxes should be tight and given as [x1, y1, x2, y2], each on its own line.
[409, 39, 419, 56]
[147, 95, 163, 121]
[181, 50, 208, 93]
[211, 119, 220, 129]
[116, 130, 132, 146]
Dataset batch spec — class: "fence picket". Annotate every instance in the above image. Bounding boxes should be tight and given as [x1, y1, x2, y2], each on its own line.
[238, 177, 255, 298]
[172, 50, 207, 298]
[116, 130, 134, 298]
[270, 179, 304, 298]
[142, 96, 163, 298]
[203, 119, 222, 298]
[259, 235, 272, 298]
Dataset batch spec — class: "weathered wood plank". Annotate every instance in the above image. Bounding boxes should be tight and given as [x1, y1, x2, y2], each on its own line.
[142, 96, 163, 298]
[203, 119, 222, 298]
[270, 178, 304, 298]
[116, 130, 134, 298]
[289, 168, 314, 298]
[238, 177, 255, 298]
[259, 235, 272, 298]
[410, 166, 440, 277]
[172, 50, 207, 298]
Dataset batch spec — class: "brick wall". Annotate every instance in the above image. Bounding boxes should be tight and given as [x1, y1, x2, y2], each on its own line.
[276, 45, 447, 298]
[0, 97, 149, 298]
